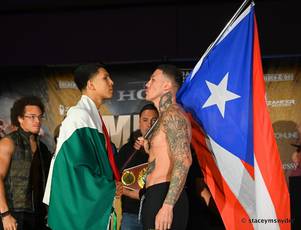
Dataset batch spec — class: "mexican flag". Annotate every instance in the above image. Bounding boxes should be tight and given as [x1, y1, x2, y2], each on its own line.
[43, 95, 116, 230]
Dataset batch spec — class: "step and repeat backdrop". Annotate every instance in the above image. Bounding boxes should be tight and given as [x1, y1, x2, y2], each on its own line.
[0, 58, 300, 176]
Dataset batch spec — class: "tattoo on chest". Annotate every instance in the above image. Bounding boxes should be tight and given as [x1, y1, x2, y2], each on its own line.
[146, 92, 172, 142]
[146, 159, 156, 176]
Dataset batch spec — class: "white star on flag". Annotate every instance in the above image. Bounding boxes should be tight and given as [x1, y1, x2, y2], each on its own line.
[202, 72, 240, 118]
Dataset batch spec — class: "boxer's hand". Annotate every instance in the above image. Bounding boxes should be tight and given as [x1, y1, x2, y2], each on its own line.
[155, 203, 173, 230]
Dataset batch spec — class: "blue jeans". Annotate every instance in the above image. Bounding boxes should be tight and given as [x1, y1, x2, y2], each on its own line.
[121, 212, 143, 230]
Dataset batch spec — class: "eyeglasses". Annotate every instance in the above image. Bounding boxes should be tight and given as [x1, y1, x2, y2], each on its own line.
[23, 114, 45, 121]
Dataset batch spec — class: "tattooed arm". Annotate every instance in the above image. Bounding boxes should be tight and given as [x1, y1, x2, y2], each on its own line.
[163, 106, 192, 205]
[155, 105, 192, 230]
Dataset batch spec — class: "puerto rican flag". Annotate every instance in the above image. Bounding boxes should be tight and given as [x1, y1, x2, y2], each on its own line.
[177, 3, 290, 230]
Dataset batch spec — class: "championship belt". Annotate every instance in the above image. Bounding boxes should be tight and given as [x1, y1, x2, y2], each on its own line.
[121, 162, 148, 191]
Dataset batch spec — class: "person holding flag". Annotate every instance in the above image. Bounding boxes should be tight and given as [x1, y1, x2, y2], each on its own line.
[177, 1, 290, 229]
[43, 63, 122, 230]
[141, 64, 192, 230]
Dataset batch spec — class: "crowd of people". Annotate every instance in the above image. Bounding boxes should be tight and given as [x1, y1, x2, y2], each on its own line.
[6, 62, 301, 230]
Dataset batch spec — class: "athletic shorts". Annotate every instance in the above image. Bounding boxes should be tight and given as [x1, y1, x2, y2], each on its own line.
[141, 182, 188, 230]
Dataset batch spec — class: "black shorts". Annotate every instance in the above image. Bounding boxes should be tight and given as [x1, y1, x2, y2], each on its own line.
[141, 182, 188, 230]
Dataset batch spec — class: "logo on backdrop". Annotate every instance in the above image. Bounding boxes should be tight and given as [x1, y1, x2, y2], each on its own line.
[267, 99, 296, 107]
[264, 73, 294, 82]
[274, 131, 299, 140]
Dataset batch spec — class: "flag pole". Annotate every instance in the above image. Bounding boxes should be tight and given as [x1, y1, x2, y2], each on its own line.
[204, 0, 252, 56]
[120, 119, 158, 172]
[190, 0, 252, 79]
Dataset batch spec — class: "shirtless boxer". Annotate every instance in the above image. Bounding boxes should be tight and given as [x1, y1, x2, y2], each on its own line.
[140, 64, 192, 230]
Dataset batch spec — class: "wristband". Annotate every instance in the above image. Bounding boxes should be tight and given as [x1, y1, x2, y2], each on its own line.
[0, 210, 10, 218]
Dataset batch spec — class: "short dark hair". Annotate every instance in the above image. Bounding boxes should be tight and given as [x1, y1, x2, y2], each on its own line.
[157, 64, 183, 89]
[139, 103, 158, 117]
[10, 96, 45, 127]
[73, 63, 106, 91]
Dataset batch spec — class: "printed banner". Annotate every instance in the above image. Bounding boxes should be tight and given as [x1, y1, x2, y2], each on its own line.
[0, 60, 300, 171]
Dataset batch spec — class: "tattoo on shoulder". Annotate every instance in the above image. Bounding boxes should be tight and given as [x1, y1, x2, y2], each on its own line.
[162, 108, 191, 156]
